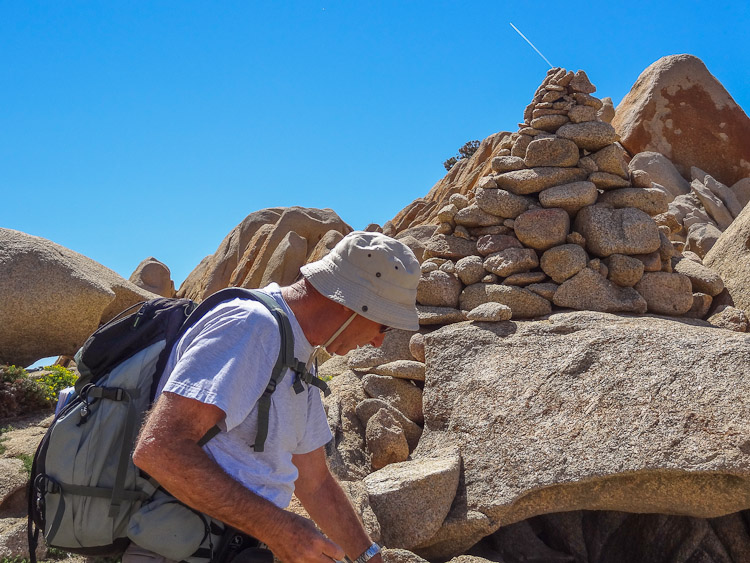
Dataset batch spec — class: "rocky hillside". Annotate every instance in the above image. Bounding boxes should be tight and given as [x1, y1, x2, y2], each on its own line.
[2, 54, 750, 563]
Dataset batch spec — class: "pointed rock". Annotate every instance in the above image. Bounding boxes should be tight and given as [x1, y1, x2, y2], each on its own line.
[612, 54, 750, 187]
[364, 449, 461, 549]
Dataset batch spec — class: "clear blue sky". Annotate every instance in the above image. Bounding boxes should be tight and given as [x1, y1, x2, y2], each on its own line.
[3, 1, 749, 289]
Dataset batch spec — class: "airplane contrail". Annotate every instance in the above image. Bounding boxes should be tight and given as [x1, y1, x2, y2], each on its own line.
[509, 22, 554, 68]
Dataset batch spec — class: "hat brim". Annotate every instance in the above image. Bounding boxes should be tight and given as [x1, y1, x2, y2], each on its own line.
[301, 260, 420, 331]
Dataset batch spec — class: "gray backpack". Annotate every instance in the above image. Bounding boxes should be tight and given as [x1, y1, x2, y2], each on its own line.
[28, 287, 329, 562]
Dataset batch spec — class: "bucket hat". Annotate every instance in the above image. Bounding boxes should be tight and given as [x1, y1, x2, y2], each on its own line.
[300, 231, 421, 331]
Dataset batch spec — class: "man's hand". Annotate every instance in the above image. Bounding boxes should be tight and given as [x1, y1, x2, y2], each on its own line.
[264, 511, 345, 563]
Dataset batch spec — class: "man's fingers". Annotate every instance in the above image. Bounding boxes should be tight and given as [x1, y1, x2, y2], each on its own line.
[321, 538, 345, 562]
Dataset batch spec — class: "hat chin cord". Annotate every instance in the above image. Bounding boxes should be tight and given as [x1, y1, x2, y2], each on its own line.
[306, 312, 359, 371]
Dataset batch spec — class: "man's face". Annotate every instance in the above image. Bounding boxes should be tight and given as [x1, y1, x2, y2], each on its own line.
[326, 314, 387, 356]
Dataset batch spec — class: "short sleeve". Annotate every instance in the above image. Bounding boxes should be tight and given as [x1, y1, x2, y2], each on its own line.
[162, 301, 281, 432]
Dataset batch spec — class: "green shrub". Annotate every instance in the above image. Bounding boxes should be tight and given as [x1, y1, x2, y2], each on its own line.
[0, 365, 50, 418]
[443, 139, 481, 171]
[37, 365, 78, 403]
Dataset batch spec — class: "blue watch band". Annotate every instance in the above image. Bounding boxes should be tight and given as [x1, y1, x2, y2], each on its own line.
[353, 542, 380, 563]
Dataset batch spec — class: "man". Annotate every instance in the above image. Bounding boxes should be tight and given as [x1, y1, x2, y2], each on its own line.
[131, 231, 421, 563]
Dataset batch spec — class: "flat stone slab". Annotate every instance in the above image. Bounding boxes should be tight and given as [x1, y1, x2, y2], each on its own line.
[494, 167, 588, 195]
[417, 305, 467, 325]
[415, 312, 750, 559]
[460, 284, 552, 319]
[556, 121, 619, 151]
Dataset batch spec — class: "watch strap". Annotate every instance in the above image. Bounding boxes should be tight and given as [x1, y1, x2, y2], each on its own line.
[353, 542, 380, 563]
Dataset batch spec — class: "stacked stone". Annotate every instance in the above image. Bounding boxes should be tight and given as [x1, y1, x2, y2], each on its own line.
[624, 151, 750, 261]
[321, 331, 428, 473]
[417, 68, 726, 322]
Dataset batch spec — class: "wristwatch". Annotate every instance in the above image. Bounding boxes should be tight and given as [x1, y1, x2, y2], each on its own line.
[353, 542, 381, 563]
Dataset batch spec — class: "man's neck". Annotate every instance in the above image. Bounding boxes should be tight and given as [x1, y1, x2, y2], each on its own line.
[282, 279, 354, 349]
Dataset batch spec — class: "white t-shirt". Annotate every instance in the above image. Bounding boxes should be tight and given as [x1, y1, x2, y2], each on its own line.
[155, 283, 333, 508]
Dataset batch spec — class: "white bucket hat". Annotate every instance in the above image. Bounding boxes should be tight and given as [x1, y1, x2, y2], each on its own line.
[300, 231, 421, 331]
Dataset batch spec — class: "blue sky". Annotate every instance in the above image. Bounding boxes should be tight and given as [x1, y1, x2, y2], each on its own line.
[3, 1, 749, 289]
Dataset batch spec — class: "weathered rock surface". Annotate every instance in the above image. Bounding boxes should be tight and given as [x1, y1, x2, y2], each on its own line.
[732, 178, 750, 209]
[555, 121, 618, 152]
[356, 399, 423, 452]
[590, 143, 629, 178]
[553, 268, 647, 314]
[424, 234, 478, 260]
[417, 271, 462, 308]
[493, 167, 588, 195]
[483, 248, 539, 277]
[455, 256, 485, 286]
[382, 549, 430, 563]
[686, 222, 723, 259]
[693, 168, 745, 218]
[415, 313, 750, 559]
[634, 272, 694, 315]
[178, 207, 351, 300]
[538, 181, 598, 215]
[454, 205, 503, 228]
[603, 254, 645, 287]
[416, 305, 467, 325]
[514, 208, 570, 251]
[540, 244, 588, 284]
[324, 370, 370, 481]
[364, 448, 461, 549]
[491, 156, 526, 174]
[692, 179, 734, 230]
[613, 54, 750, 187]
[369, 360, 426, 382]
[129, 257, 175, 297]
[348, 330, 415, 370]
[704, 203, 750, 318]
[0, 228, 158, 367]
[672, 256, 725, 296]
[628, 151, 691, 200]
[460, 284, 552, 319]
[524, 137, 579, 168]
[362, 374, 424, 425]
[574, 206, 661, 258]
[475, 188, 535, 219]
[598, 187, 669, 216]
[475, 234, 523, 256]
[466, 302, 513, 322]
[708, 306, 749, 333]
[366, 409, 410, 470]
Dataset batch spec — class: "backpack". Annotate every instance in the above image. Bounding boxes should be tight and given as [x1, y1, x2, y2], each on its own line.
[27, 287, 330, 563]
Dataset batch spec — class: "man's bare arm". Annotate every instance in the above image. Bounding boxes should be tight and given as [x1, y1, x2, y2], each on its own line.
[133, 391, 344, 563]
[293, 448, 382, 563]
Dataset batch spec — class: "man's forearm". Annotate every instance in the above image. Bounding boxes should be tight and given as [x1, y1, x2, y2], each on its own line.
[296, 471, 381, 562]
[135, 431, 291, 543]
[133, 393, 345, 562]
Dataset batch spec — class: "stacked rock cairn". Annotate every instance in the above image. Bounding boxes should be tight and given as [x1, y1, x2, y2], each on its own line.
[336, 69, 740, 477]
[417, 67, 727, 323]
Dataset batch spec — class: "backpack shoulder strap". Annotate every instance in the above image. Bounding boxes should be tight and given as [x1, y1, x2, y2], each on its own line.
[178, 288, 306, 452]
